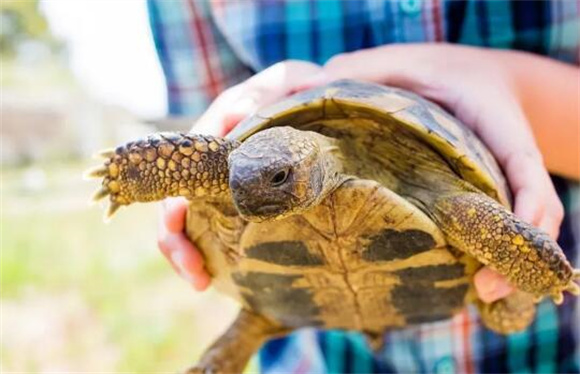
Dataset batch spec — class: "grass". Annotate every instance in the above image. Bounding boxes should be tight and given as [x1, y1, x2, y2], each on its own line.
[1, 160, 240, 373]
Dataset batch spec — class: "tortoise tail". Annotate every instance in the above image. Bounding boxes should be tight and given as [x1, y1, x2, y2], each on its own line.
[85, 132, 239, 220]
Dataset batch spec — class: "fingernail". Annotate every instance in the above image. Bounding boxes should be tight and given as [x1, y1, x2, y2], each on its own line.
[192, 275, 210, 291]
[494, 281, 514, 298]
[479, 278, 498, 297]
[171, 250, 196, 285]
[539, 217, 559, 240]
[479, 278, 514, 302]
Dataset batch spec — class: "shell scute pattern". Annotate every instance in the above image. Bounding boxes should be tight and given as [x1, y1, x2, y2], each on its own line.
[231, 79, 509, 205]
[331, 79, 397, 99]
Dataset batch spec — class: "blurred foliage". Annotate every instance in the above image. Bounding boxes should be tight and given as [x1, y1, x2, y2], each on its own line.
[0, 2, 251, 372]
[0, 0, 63, 59]
[0, 0, 72, 89]
[1, 161, 241, 372]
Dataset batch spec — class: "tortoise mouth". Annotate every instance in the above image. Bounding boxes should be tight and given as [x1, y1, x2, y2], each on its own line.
[236, 194, 322, 223]
[236, 201, 291, 222]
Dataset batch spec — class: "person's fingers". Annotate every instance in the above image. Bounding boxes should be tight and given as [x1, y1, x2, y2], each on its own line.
[158, 201, 210, 290]
[496, 140, 563, 240]
[321, 44, 447, 96]
[158, 231, 206, 273]
[193, 84, 247, 136]
[162, 198, 189, 233]
[158, 231, 211, 291]
[193, 60, 324, 136]
[239, 60, 324, 109]
[457, 92, 564, 240]
[192, 271, 211, 291]
[474, 267, 515, 303]
[535, 178, 564, 239]
[292, 71, 334, 92]
[220, 92, 262, 135]
[154, 60, 326, 291]
[502, 149, 548, 227]
[247, 60, 322, 92]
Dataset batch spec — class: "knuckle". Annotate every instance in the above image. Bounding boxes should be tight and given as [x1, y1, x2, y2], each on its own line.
[271, 60, 298, 72]
[283, 59, 317, 68]
[220, 82, 248, 102]
[551, 198, 565, 222]
[246, 75, 279, 98]
[247, 84, 269, 102]
[284, 60, 323, 74]
[505, 147, 542, 166]
[193, 280, 206, 291]
[521, 147, 543, 163]
[324, 53, 353, 75]
[157, 237, 170, 255]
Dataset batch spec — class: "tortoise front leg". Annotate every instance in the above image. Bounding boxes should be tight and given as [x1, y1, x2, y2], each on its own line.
[433, 192, 580, 303]
[187, 309, 289, 374]
[85, 132, 239, 218]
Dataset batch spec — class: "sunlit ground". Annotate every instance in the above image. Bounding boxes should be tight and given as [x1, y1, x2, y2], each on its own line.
[1, 160, 243, 373]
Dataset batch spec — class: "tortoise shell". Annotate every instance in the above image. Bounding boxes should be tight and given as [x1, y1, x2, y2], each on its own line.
[185, 80, 510, 332]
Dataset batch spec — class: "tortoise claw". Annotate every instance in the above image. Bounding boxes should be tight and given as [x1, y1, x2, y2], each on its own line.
[91, 187, 110, 202]
[83, 165, 109, 179]
[93, 148, 115, 159]
[551, 291, 564, 305]
[565, 281, 580, 296]
[104, 202, 121, 222]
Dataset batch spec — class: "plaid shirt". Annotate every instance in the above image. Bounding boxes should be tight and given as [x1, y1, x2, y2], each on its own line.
[148, 1, 580, 373]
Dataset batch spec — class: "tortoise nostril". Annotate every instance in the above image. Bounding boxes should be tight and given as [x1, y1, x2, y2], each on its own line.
[230, 179, 242, 190]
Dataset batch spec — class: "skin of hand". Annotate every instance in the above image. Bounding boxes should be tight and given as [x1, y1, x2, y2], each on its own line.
[159, 45, 577, 303]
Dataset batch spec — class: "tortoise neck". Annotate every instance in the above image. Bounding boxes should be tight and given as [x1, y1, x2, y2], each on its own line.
[311, 132, 350, 198]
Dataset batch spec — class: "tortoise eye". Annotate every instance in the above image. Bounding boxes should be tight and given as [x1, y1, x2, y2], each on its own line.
[270, 168, 290, 187]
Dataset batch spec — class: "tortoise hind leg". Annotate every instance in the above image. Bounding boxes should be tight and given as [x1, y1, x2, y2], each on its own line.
[477, 290, 536, 334]
[186, 309, 290, 374]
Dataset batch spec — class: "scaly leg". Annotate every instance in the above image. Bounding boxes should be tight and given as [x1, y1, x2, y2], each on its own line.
[433, 192, 580, 303]
[186, 309, 289, 374]
[477, 290, 536, 334]
[85, 132, 239, 218]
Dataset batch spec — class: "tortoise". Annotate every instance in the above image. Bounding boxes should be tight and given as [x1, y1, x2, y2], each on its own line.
[87, 80, 580, 374]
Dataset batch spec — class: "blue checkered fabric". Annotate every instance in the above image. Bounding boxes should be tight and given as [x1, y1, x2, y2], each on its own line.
[147, 1, 580, 372]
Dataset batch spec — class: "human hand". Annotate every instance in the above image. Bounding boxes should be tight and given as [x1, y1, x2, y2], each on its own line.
[305, 44, 564, 303]
[157, 61, 324, 290]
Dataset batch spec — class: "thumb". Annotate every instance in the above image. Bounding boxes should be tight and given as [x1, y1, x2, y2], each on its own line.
[475, 267, 514, 303]
[291, 71, 335, 92]
[221, 96, 260, 136]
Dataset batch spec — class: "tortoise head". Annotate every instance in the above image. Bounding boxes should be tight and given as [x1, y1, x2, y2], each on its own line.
[229, 126, 343, 222]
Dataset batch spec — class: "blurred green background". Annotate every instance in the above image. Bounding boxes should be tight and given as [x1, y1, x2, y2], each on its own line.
[1, 1, 240, 372]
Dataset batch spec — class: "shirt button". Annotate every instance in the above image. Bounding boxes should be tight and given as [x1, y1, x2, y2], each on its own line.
[400, 0, 423, 15]
[434, 356, 456, 374]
